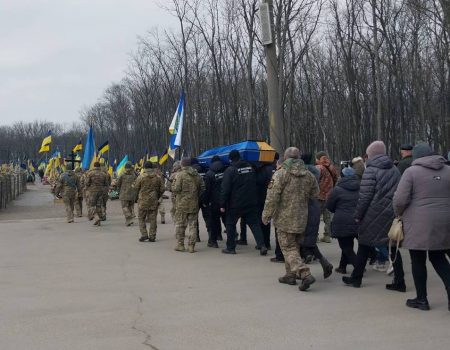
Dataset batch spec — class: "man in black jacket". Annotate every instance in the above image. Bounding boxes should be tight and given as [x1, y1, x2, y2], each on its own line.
[191, 158, 209, 242]
[204, 155, 226, 248]
[220, 150, 267, 255]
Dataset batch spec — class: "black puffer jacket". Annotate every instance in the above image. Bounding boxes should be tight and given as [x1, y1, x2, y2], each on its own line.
[354, 155, 401, 246]
[220, 160, 257, 209]
[303, 164, 321, 247]
[204, 160, 226, 208]
[255, 163, 275, 207]
[326, 175, 360, 238]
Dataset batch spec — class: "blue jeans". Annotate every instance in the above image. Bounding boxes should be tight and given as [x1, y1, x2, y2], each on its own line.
[376, 246, 389, 264]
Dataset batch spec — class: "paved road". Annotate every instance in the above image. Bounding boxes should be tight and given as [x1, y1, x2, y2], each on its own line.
[0, 184, 448, 350]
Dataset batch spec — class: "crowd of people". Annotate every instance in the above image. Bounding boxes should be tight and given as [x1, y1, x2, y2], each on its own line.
[54, 141, 450, 311]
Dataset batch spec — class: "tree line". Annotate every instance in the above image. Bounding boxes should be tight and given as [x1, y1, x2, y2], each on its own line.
[2, 0, 450, 164]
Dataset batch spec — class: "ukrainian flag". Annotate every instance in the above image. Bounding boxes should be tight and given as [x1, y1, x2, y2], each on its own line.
[116, 155, 129, 176]
[73, 140, 83, 153]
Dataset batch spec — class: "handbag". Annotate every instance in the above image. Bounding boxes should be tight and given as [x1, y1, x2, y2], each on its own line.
[388, 217, 404, 264]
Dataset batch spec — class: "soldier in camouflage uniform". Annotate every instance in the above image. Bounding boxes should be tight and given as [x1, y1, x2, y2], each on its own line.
[133, 162, 165, 242]
[154, 164, 166, 224]
[55, 163, 81, 223]
[74, 168, 84, 217]
[85, 162, 110, 226]
[167, 161, 181, 221]
[117, 162, 137, 226]
[99, 161, 111, 221]
[172, 158, 205, 253]
[262, 147, 319, 291]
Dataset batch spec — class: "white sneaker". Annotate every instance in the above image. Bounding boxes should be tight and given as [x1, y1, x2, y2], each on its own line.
[386, 263, 394, 276]
[372, 262, 388, 272]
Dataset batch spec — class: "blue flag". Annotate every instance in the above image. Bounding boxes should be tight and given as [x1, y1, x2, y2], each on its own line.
[82, 127, 95, 170]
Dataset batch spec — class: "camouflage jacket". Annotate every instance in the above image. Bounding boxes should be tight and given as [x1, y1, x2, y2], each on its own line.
[55, 170, 81, 198]
[263, 159, 319, 234]
[85, 168, 110, 192]
[117, 169, 137, 201]
[133, 169, 165, 210]
[172, 166, 205, 213]
[74, 169, 84, 198]
[167, 171, 178, 204]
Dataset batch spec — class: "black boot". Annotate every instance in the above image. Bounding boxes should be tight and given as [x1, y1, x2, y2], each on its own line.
[386, 279, 406, 293]
[406, 298, 430, 311]
[320, 257, 333, 279]
[342, 276, 361, 288]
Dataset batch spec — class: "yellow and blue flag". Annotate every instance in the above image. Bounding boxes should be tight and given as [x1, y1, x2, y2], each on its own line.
[168, 91, 185, 159]
[39, 130, 52, 153]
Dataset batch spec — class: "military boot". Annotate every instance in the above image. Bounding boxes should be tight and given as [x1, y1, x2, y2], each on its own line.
[175, 242, 186, 252]
[93, 216, 101, 226]
[319, 257, 333, 279]
[278, 275, 296, 285]
[148, 236, 156, 242]
[188, 244, 196, 253]
[299, 274, 316, 291]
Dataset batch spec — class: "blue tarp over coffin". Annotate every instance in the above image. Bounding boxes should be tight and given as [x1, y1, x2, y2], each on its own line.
[197, 140, 276, 168]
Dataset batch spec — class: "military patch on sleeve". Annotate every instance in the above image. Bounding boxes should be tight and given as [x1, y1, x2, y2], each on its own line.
[268, 179, 274, 189]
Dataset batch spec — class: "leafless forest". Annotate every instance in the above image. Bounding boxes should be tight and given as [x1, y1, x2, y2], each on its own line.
[2, 0, 450, 163]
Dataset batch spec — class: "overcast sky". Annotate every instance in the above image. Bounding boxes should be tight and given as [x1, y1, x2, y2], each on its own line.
[0, 0, 176, 126]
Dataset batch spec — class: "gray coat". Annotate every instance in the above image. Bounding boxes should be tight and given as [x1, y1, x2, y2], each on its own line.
[393, 155, 450, 250]
[355, 155, 401, 247]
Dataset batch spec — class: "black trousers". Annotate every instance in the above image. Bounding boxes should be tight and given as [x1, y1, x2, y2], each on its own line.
[300, 245, 323, 260]
[337, 237, 357, 269]
[240, 217, 247, 241]
[225, 207, 265, 251]
[352, 243, 404, 282]
[208, 205, 225, 244]
[409, 250, 450, 299]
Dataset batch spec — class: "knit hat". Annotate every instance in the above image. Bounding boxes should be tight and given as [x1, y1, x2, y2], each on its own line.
[400, 144, 413, 151]
[412, 143, 433, 160]
[342, 167, 355, 177]
[315, 151, 328, 160]
[366, 141, 386, 160]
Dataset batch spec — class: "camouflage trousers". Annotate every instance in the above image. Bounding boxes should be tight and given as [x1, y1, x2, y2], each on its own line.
[170, 197, 176, 220]
[319, 200, 332, 236]
[101, 191, 108, 219]
[277, 230, 311, 279]
[175, 211, 198, 246]
[138, 207, 157, 239]
[74, 197, 83, 217]
[159, 202, 165, 222]
[63, 195, 76, 222]
[88, 191, 104, 221]
[121, 200, 134, 221]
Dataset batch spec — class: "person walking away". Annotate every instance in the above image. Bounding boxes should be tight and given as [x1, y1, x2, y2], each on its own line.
[299, 153, 333, 279]
[255, 154, 278, 250]
[133, 162, 165, 242]
[74, 167, 84, 217]
[192, 158, 209, 242]
[351, 157, 365, 181]
[167, 161, 181, 221]
[220, 150, 268, 255]
[117, 162, 137, 226]
[172, 158, 205, 253]
[55, 163, 81, 223]
[204, 155, 226, 248]
[326, 167, 359, 274]
[397, 144, 413, 175]
[262, 147, 318, 291]
[315, 151, 338, 243]
[85, 162, 110, 226]
[393, 143, 450, 311]
[154, 164, 166, 224]
[342, 141, 403, 289]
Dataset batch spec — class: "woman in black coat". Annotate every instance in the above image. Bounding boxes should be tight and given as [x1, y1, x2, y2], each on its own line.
[342, 141, 403, 289]
[326, 167, 360, 274]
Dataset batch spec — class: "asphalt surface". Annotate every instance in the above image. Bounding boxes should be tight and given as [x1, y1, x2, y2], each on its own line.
[0, 183, 448, 350]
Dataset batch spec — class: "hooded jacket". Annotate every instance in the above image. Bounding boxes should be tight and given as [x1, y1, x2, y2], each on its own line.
[133, 168, 165, 210]
[394, 155, 450, 250]
[326, 175, 360, 238]
[172, 166, 205, 213]
[262, 159, 319, 234]
[355, 154, 401, 246]
[204, 160, 226, 208]
[220, 159, 258, 210]
[117, 168, 137, 201]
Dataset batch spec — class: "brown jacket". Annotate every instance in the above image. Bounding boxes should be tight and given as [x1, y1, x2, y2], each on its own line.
[316, 158, 338, 200]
